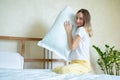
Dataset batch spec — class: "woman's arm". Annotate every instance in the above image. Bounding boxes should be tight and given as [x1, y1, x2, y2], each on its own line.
[64, 21, 80, 51]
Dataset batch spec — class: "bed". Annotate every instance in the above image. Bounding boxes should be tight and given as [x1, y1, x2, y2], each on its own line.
[0, 69, 119, 80]
[0, 36, 120, 80]
[0, 68, 119, 80]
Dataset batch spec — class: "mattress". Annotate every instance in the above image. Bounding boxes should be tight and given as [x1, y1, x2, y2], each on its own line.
[0, 68, 120, 80]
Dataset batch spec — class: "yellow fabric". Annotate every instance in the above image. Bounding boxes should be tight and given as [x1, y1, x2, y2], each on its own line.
[53, 60, 91, 75]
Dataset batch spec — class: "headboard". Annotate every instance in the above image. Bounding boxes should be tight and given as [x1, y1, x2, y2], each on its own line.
[0, 36, 66, 69]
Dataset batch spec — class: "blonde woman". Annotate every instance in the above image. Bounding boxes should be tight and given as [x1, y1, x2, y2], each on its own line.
[53, 9, 93, 75]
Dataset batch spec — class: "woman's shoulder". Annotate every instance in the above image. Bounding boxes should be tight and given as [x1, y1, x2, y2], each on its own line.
[78, 26, 85, 29]
[77, 27, 85, 32]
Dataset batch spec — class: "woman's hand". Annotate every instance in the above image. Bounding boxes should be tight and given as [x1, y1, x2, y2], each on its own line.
[64, 21, 72, 33]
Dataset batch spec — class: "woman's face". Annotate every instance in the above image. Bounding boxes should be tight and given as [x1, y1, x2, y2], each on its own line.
[75, 12, 84, 27]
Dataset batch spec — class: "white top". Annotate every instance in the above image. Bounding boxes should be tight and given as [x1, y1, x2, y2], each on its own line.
[69, 27, 90, 61]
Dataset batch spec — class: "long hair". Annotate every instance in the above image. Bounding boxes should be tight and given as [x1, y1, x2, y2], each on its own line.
[77, 9, 93, 37]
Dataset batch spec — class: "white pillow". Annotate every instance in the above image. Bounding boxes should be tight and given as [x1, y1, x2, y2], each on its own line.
[0, 52, 24, 69]
[38, 6, 76, 61]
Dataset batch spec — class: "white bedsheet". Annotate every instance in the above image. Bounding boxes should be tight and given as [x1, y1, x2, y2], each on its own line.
[0, 68, 120, 80]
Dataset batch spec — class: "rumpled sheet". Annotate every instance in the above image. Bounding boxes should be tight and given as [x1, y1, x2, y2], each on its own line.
[0, 68, 120, 80]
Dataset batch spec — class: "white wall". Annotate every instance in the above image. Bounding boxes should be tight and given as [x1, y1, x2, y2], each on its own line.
[0, 0, 120, 73]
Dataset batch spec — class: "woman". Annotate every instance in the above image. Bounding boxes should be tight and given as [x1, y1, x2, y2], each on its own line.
[53, 9, 93, 75]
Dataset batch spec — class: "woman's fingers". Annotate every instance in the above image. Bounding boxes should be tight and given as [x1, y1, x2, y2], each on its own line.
[64, 21, 72, 33]
[64, 21, 71, 27]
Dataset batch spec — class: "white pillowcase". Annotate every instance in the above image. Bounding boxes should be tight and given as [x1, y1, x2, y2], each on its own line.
[0, 52, 24, 69]
[38, 6, 76, 61]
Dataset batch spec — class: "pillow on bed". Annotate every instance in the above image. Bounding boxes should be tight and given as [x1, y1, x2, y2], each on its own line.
[38, 6, 76, 61]
[0, 52, 24, 69]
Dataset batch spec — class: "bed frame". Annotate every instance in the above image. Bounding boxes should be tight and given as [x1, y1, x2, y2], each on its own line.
[0, 36, 66, 69]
